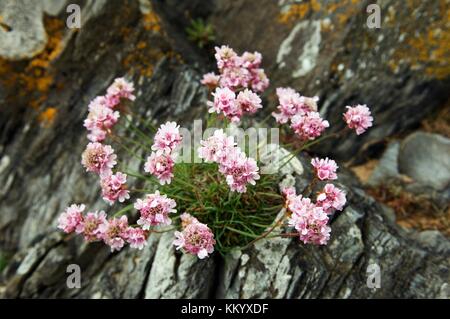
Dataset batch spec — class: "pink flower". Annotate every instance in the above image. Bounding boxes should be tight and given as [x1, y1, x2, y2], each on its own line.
[219, 149, 260, 193]
[241, 51, 262, 69]
[287, 196, 330, 245]
[299, 95, 319, 113]
[236, 89, 262, 114]
[291, 112, 329, 140]
[343, 104, 373, 135]
[134, 191, 177, 229]
[272, 87, 302, 124]
[84, 100, 120, 142]
[201, 72, 220, 89]
[58, 204, 85, 233]
[180, 212, 199, 228]
[316, 184, 347, 214]
[81, 142, 117, 175]
[87, 128, 107, 143]
[198, 129, 236, 163]
[125, 227, 148, 250]
[173, 221, 216, 259]
[76, 210, 107, 242]
[152, 121, 183, 154]
[250, 68, 269, 92]
[311, 157, 338, 181]
[282, 186, 297, 207]
[100, 172, 130, 205]
[207, 87, 242, 122]
[144, 152, 175, 185]
[219, 66, 251, 91]
[98, 216, 129, 252]
[214, 45, 239, 70]
[106, 77, 136, 102]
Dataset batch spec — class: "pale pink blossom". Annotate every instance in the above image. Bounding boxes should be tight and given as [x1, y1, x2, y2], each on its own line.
[106, 77, 136, 102]
[125, 227, 148, 250]
[250, 68, 269, 92]
[87, 128, 107, 143]
[282, 186, 297, 207]
[236, 89, 262, 114]
[214, 45, 239, 70]
[343, 104, 373, 135]
[219, 66, 251, 91]
[98, 216, 129, 252]
[84, 101, 120, 142]
[198, 129, 236, 163]
[81, 142, 117, 175]
[272, 87, 302, 124]
[152, 121, 183, 154]
[76, 210, 107, 242]
[134, 191, 177, 229]
[180, 212, 199, 228]
[144, 152, 175, 185]
[173, 221, 216, 259]
[201, 72, 220, 89]
[57, 204, 85, 233]
[316, 184, 347, 214]
[100, 172, 130, 205]
[287, 196, 330, 245]
[241, 51, 262, 69]
[219, 149, 260, 193]
[290, 112, 329, 140]
[311, 157, 338, 181]
[207, 87, 242, 122]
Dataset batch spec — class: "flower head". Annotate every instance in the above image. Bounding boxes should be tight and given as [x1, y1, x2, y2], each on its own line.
[198, 129, 236, 163]
[81, 142, 117, 175]
[125, 227, 148, 250]
[144, 152, 175, 185]
[214, 45, 239, 70]
[100, 172, 130, 205]
[58, 204, 85, 233]
[343, 104, 373, 135]
[207, 87, 242, 122]
[236, 89, 262, 114]
[290, 112, 329, 140]
[134, 191, 177, 229]
[84, 101, 120, 142]
[316, 184, 347, 214]
[152, 121, 183, 154]
[180, 212, 199, 228]
[98, 216, 129, 252]
[311, 157, 338, 181]
[201, 72, 220, 89]
[250, 68, 269, 92]
[106, 77, 136, 102]
[76, 210, 107, 241]
[219, 149, 260, 193]
[241, 51, 262, 69]
[173, 221, 216, 259]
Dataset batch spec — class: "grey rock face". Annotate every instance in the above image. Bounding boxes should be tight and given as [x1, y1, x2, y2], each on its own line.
[398, 132, 450, 190]
[0, 0, 449, 299]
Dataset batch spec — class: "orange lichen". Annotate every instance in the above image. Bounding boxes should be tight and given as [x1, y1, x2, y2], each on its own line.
[142, 10, 161, 33]
[38, 107, 58, 127]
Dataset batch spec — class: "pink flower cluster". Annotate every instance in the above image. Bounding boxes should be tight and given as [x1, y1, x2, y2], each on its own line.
[272, 88, 328, 140]
[198, 130, 260, 193]
[201, 45, 269, 93]
[284, 182, 346, 245]
[311, 157, 338, 180]
[58, 205, 147, 251]
[144, 121, 182, 185]
[343, 104, 373, 135]
[100, 172, 130, 205]
[173, 213, 216, 259]
[134, 191, 177, 229]
[81, 142, 117, 176]
[84, 77, 135, 143]
[207, 87, 262, 123]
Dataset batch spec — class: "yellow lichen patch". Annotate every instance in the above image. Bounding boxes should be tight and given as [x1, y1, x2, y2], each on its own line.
[142, 10, 161, 33]
[38, 107, 58, 127]
[389, 6, 450, 80]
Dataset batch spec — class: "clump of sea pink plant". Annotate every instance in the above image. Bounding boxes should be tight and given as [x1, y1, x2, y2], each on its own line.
[58, 45, 374, 256]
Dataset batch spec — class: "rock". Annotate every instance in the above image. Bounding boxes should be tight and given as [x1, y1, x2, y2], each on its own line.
[368, 141, 400, 186]
[398, 132, 450, 190]
[0, 0, 48, 60]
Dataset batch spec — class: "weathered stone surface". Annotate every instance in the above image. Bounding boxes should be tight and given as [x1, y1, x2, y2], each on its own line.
[368, 141, 400, 186]
[0, 0, 48, 60]
[398, 131, 450, 190]
[0, 0, 448, 299]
